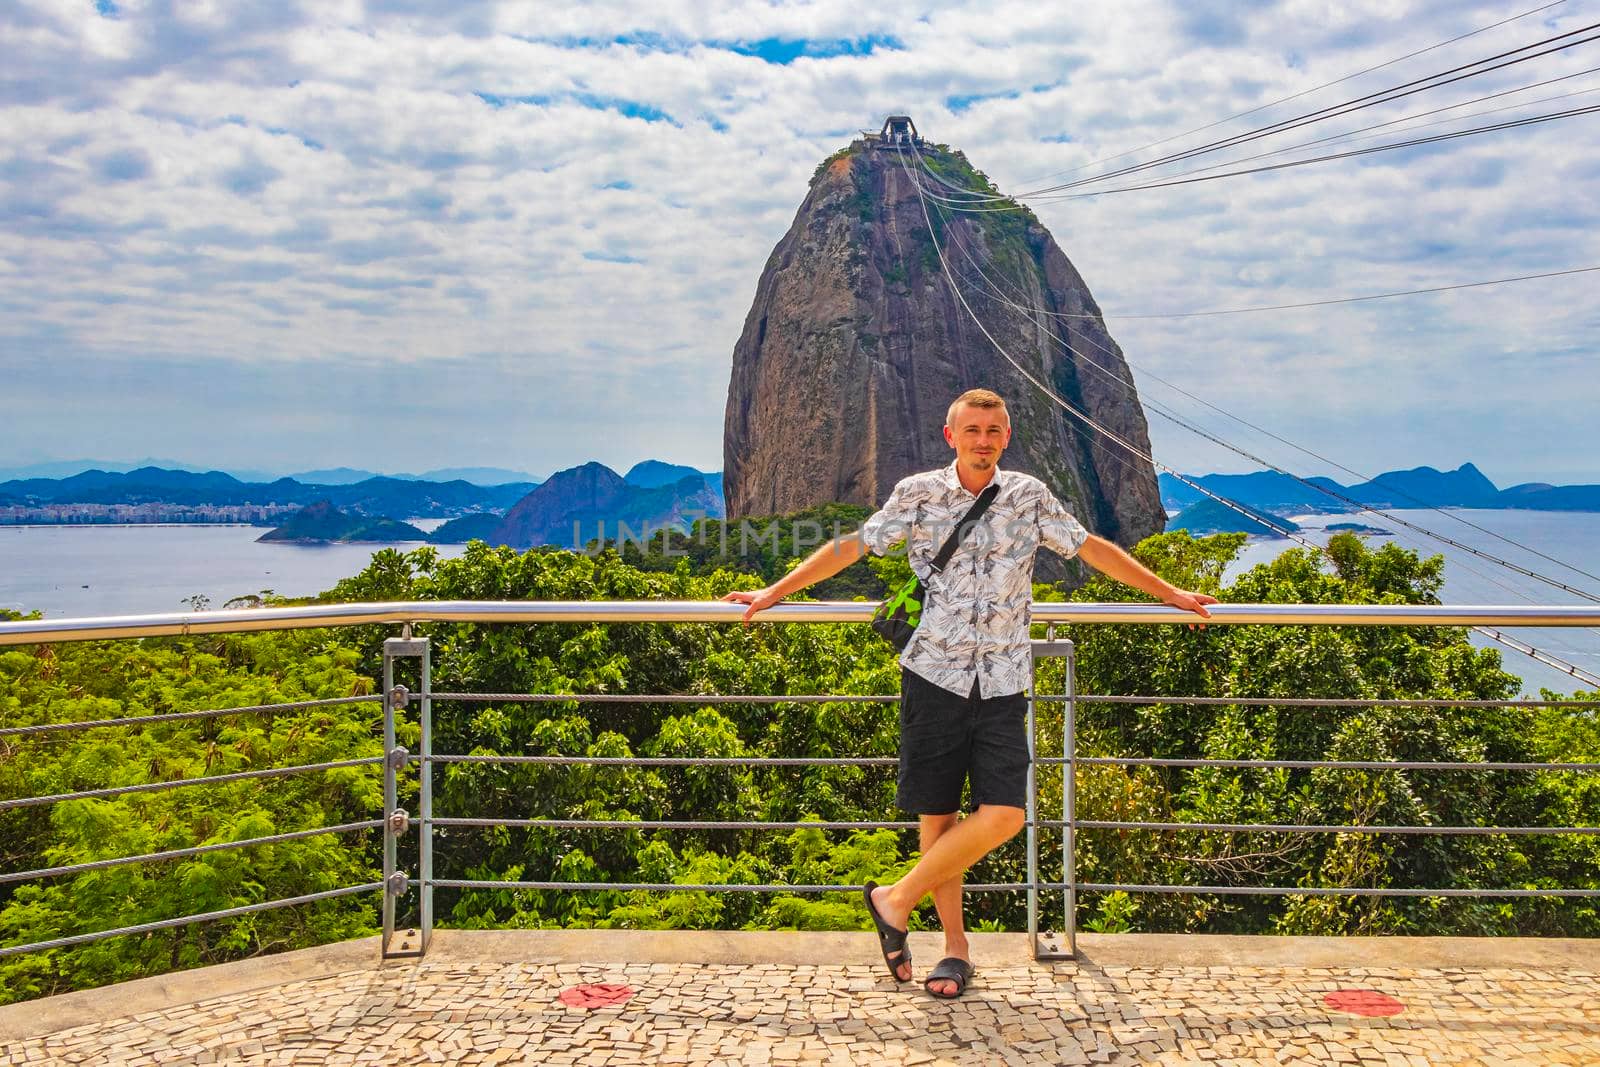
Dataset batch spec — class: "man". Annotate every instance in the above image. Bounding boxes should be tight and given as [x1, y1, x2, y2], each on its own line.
[722, 389, 1216, 997]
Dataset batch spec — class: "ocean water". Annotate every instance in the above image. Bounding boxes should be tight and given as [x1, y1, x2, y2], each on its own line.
[3, 510, 1595, 694]
[1224, 509, 1600, 696]
[0, 524, 465, 619]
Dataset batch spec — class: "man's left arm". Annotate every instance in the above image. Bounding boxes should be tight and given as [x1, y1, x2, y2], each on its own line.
[1036, 488, 1216, 620]
[1077, 535, 1217, 620]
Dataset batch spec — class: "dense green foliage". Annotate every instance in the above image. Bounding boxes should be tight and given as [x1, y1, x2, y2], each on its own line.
[2, 530, 1595, 1003]
[0, 625, 385, 1002]
[1049, 532, 1598, 937]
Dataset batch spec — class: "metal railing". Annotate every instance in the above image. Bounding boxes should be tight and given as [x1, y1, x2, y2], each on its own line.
[0, 691, 386, 959]
[5, 600, 1599, 646]
[1, 600, 1598, 965]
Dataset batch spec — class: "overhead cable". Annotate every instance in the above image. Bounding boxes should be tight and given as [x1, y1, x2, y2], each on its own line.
[1013, 0, 1573, 187]
[1025, 20, 1600, 194]
[922, 101, 1600, 210]
[1104, 264, 1600, 319]
[995, 265, 1600, 321]
[928, 21, 1600, 205]
[1057, 75, 1600, 205]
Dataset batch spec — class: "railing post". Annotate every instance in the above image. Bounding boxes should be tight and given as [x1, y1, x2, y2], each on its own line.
[381, 635, 428, 960]
[419, 638, 433, 955]
[1031, 629, 1074, 960]
[1026, 635, 1041, 951]
[380, 643, 400, 957]
[1064, 640, 1078, 958]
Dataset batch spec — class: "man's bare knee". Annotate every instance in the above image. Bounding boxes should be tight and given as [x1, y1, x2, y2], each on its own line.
[979, 804, 1026, 841]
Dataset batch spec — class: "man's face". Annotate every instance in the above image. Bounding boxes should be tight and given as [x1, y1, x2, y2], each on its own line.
[943, 403, 1011, 472]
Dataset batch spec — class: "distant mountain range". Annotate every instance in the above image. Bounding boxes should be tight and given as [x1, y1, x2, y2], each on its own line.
[0, 458, 263, 481]
[1161, 463, 1600, 525]
[13, 458, 1583, 544]
[254, 461, 726, 546]
[0, 467, 537, 519]
[0, 460, 726, 529]
[0, 460, 546, 487]
[282, 466, 545, 486]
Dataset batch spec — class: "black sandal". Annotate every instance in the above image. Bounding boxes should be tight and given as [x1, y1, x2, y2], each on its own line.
[862, 881, 912, 982]
[924, 956, 974, 999]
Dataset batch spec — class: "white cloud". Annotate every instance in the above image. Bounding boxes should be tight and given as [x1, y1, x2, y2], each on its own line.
[0, 0, 1595, 484]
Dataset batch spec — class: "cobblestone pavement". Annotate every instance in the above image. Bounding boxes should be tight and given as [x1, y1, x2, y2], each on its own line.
[5, 955, 1598, 1066]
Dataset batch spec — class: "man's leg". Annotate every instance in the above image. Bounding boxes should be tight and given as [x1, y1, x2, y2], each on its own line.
[880, 669, 968, 981]
[919, 812, 968, 997]
[869, 803, 1026, 962]
[876, 683, 1032, 991]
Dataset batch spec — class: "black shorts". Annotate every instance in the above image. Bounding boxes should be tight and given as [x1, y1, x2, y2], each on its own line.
[896, 668, 1029, 815]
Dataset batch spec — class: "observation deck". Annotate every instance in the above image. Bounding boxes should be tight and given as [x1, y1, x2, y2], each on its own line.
[2, 602, 1597, 1065]
[3, 929, 1597, 1065]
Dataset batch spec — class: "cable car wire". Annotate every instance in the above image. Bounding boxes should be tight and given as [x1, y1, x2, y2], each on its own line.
[924, 22, 1600, 205]
[1101, 265, 1600, 319]
[1023, 21, 1600, 194]
[1048, 75, 1600, 206]
[919, 100, 1600, 210]
[1013, 0, 1573, 188]
[1032, 101, 1600, 201]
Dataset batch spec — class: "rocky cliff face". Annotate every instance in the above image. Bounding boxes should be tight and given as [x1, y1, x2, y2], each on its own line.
[722, 140, 1165, 550]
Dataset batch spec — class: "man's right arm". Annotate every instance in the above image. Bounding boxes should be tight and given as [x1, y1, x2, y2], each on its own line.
[720, 535, 868, 624]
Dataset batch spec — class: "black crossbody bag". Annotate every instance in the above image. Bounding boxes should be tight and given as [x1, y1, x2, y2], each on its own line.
[870, 483, 1000, 651]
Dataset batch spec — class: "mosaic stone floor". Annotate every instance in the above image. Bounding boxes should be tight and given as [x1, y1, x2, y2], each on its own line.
[5, 949, 1598, 1066]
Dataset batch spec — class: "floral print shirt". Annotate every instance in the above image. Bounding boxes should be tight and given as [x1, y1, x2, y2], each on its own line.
[859, 461, 1089, 698]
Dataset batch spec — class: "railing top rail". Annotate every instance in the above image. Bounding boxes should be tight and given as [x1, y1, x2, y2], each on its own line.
[4, 600, 1600, 646]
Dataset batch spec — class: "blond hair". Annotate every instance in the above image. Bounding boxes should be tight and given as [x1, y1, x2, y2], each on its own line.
[946, 388, 1009, 427]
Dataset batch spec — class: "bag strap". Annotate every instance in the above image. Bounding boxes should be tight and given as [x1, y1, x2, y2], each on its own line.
[929, 482, 1000, 574]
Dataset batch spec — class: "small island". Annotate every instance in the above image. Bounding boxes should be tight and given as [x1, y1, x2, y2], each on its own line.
[257, 500, 427, 544]
[427, 512, 503, 544]
[1326, 522, 1392, 536]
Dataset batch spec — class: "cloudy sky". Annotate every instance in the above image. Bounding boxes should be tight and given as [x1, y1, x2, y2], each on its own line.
[3, 0, 1596, 486]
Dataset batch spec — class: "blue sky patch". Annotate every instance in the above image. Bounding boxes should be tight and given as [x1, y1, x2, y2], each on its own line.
[96, 148, 151, 182]
[583, 250, 643, 264]
[94, 0, 118, 16]
[265, 126, 324, 151]
[221, 158, 282, 196]
[946, 89, 1020, 114]
[476, 91, 676, 125]
[727, 34, 901, 64]
[544, 30, 898, 64]
[599, 180, 633, 190]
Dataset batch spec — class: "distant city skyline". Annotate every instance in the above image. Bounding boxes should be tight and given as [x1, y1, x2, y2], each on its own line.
[4, 2, 1597, 487]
